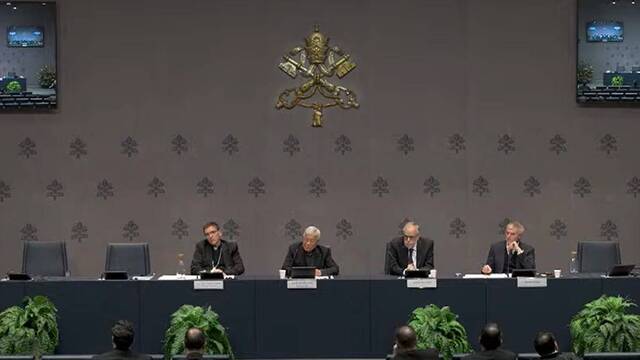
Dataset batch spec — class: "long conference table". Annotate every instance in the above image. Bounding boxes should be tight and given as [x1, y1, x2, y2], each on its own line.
[0, 275, 638, 358]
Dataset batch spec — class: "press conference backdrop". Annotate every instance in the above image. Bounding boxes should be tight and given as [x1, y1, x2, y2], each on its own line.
[0, 0, 639, 277]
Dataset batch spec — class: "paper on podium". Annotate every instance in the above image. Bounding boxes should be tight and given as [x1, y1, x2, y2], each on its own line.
[463, 273, 509, 279]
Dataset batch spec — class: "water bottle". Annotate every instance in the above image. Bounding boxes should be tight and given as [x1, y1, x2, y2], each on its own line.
[176, 253, 186, 278]
[569, 251, 578, 274]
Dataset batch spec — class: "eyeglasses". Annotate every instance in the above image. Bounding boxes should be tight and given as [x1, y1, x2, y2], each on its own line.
[204, 229, 219, 236]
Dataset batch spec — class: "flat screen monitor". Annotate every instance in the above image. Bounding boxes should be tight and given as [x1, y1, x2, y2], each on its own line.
[7, 25, 44, 47]
[586, 21, 623, 42]
[0, 2, 57, 111]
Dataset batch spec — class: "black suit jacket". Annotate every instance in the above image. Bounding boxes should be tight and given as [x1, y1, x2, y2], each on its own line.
[386, 236, 434, 275]
[484, 240, 535, 273]
[464, 348, 517, 360]
[281, 242, 339, 276]
[393, 349, 439, 360]
[92, 349, 152, 360]
[190, 239, 245, 275]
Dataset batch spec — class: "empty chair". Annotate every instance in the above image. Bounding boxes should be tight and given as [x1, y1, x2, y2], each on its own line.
[22, 241, 68, 277]
[105, 243, 151, 276]
[577, 241, 621, 273]
[585, 353, 640, 359]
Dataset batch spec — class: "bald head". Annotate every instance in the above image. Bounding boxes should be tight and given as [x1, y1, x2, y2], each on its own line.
[534, 331, 558, 356]
[184, 328, 205, 353]
[394, 326, 417, 351]
[479, 323, 502, 350]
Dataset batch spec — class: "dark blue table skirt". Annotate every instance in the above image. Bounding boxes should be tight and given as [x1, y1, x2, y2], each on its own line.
[0, 276, 637, 358]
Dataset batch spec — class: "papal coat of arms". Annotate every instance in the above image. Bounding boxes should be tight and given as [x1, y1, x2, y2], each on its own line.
[276, 25, 359, 127]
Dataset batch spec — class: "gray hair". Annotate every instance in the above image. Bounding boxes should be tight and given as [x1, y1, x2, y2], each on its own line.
[303, 226, 321, 240]
[507, 221, 525, 234]
[403, 221, 420, 233]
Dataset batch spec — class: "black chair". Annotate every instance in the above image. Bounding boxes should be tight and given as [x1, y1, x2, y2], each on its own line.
[22, 241, 68, 277]
[172, 355, 229, 360]
[105, 243, 151, 276]
[384, 242, 391, 275]
[517, 353, 541, 360]
[584, 353, 640, 359]
[577, 241, 621, 273]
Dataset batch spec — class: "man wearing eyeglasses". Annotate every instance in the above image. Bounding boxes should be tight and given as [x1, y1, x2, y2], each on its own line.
[385, 221, 434, 276]
[190, 221, 245, 275]
[281, 225, 339, 277]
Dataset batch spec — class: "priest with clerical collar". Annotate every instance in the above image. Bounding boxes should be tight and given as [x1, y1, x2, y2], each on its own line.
[190, 221, 244, 275]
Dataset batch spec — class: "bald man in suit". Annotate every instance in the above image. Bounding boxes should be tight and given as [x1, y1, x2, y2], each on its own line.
[385, 222, 434, 276]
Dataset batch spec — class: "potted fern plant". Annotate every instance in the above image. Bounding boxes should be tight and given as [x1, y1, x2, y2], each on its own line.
[611, 75, 624, 87]
[570, 295, 640, 355]
[577, 61, 593, 88]
[5, 80, 22, 93]
[163, 304, 234, 360]
[0, 295, 59, 358]
[38, 65, 56, 89]
[408, 304, 472, 360]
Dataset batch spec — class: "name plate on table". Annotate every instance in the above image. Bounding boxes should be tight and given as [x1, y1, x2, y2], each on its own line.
[193, 280, 224, 290]
[287, 279, 317, 289]
[407, 278, 437, 289]
[516, 277, 547, 288]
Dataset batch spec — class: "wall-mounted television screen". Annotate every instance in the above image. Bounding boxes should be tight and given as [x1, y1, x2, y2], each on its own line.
[7, 25, 44, 47]
[577, 0, 638, 104]
[586, 21, 623, 42]
[0, 2, 56, 111]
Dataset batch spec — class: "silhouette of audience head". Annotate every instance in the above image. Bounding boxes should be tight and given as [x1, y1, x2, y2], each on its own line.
[394, 325, 417, 352]
[112, 320, 135, 351]
[184, 327, 206, 353]
[534, 331, 559, 357]
[479, 323, 502, 351]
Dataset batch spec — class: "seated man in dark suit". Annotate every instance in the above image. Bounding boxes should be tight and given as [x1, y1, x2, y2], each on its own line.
[465, 323, 516, 360]
[190, 221, 244, 275]
[385, 221, 434, 276]
[93, 320, 151, 360]
[184, 327, 206, 360]
[534, 331, 581, 360]
[392, 325, 438, 360]
[481, 221, 535, 274]
[281, 225, 339, 276]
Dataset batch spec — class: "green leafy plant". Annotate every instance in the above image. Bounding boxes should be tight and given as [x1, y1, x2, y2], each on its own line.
[577, 61, 593, 86]
[163, 304, 234, 360]
[570, 295, 640, 355]
[5, 80, 22, 93]
[0, 295, 59, 357]
[38, 65, 56, 88]
[611, 75, 624, 86]
[408, 304, 472, 360]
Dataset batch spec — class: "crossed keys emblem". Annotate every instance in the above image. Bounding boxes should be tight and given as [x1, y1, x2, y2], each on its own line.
[276, 25, 360, 127]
